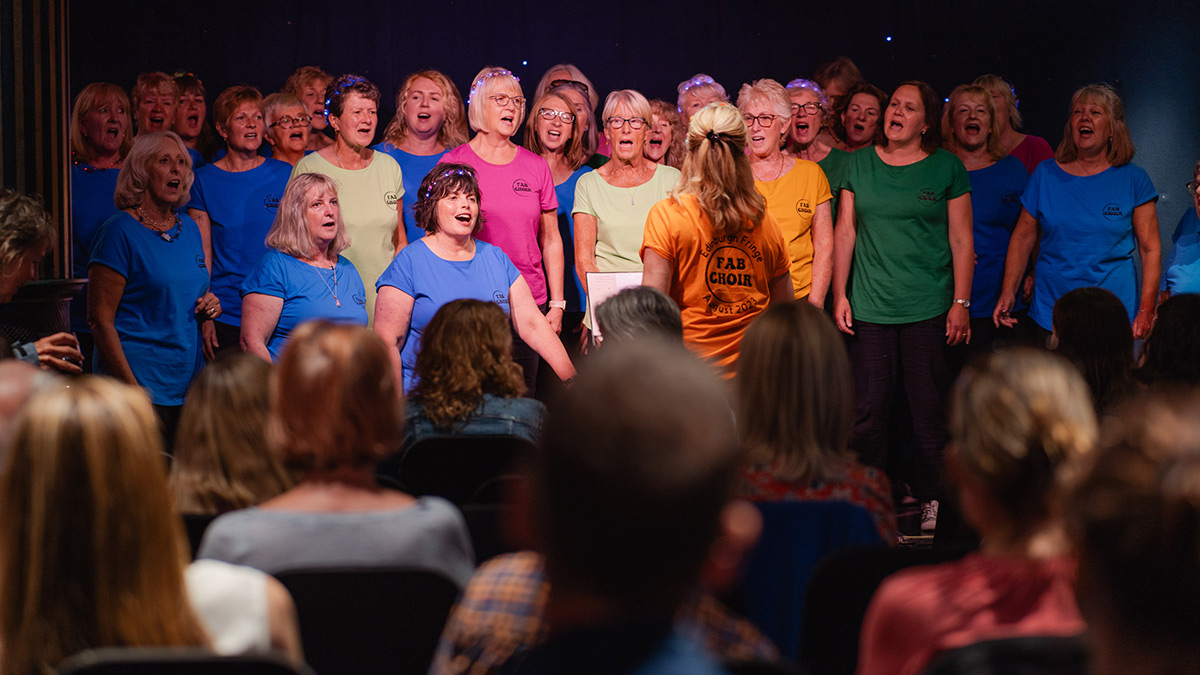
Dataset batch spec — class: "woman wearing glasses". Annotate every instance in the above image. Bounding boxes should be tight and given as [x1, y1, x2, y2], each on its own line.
[262, 93, 310, 166]
[534, 64, 608, 159]
[787, 79, 852, 224]
[186, 86, 292, 358]
[573, 90, 681, 332]
[442, 66, 564, 394]
[739, 79, 833, 305]
[1163, 161, 1200, 298]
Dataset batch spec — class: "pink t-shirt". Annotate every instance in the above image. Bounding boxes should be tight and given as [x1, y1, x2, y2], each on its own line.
[442, 144, 558, 304]
[1010, 134, 1055, 176]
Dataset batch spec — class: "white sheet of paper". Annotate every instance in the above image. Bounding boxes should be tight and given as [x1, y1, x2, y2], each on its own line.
[586, 271, 644, 340]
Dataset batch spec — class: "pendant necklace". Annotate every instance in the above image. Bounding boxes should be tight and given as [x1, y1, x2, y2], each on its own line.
[314, 259, 340, 307]
[136, 205, 181, 242]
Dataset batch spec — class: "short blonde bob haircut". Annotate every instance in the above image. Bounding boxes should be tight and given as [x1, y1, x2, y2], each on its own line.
[1055, 83, 1136, 168]
[263, 92, 303, 128]
[973, 74, 1024, 131]
[114, 131, 194, 210]
[941, 84, 1007, 161]
[737, 78, 793, 148]
[382, 70, 469, 150]
[212, 85, 263, 137]
[265, 173, 350, 261]
[70, 82, 133, 163]
[675, 102, 765, 239]
[268, 321, 403, 474]
[0, 377, 208, 672]
[466, 66, 525, 133]
[523, 91, 589, 172]
[602, 89, 653, 131]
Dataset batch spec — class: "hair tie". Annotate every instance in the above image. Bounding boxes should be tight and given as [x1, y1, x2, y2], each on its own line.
[706, 130, 721, 144]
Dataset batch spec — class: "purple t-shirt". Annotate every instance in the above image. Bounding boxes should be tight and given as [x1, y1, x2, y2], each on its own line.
[441, 144, 557, 303]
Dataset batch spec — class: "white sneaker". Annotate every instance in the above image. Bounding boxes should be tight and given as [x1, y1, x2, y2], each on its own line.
[921, 500, 939, 533]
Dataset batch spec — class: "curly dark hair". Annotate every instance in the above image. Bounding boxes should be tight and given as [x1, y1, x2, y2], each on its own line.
[411, 299, 526, 429]
[413, 162, 486, 235]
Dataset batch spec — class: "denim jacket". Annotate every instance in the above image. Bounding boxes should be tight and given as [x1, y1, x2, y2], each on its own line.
[404, 394, 545, 448]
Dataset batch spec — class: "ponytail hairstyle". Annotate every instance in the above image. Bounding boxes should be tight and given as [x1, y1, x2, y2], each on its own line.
[676, 102, 765, 239]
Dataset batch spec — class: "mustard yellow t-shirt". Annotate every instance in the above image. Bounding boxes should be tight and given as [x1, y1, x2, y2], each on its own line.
[641, 194, 790, 375]
[755, 159, 832, 299]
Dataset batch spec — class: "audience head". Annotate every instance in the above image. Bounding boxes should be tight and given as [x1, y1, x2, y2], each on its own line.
[646, 99, 686, 168]
[282, 65, 333, 133]
[263, 92, 310, 159]
[677, 73, 728, 122]
[535, 341, 744, 615]
[265, 172, 350, 259]
[950, 349, 1097, 544]
[414, 163, 484, 236]
[383, 70, 468, 150]
[70, 82, 133, 163]
[212, 85, 264, 152]
[0, 188, 57, 302]
[942, 84, 1006, 160]
[170, 354, 292, 515]
[0, 377, 207, 672]
[113, 131, 194, 210]
[524, 90, 588, 170]
[268, 321, 402, 475]
[832, 82, 887, 149]
[678, 102, 765, 239]
[973, 73, 1023, 133]
[812, 57, 864, 110]
[595, 286, 682, 347]
[1137, 294, 1200, 387]
[0, 360, 48, 456]
[1067, 389, 1200, 667]
[1055, 83, 1135, 167]
[466, 66, 525, 134]
[737, 302, 853, 484]
[412, 299, 526, 429]
[131, 71, 179, 135]
[1052, 287, 1136, 413]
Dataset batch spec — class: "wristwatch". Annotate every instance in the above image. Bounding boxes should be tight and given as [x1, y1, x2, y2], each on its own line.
[954, 298, 971, 309]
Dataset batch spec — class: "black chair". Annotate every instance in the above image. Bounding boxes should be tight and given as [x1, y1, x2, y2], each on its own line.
[182, 513, 217, 561]
[923, 635, 1089, 675]
[798, 544, 973, 675]
[383, 435, 534, 505]
[56, 647, 314, 674]
[275, 567, 461, 675]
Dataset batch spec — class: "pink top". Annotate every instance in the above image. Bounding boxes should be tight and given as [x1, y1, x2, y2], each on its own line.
[1010, 134, 1055, 176]
[857, 554, 1084, 675]
[442, 144, 558, 304]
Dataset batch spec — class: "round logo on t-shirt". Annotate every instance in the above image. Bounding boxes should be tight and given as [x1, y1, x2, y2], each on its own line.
[916, 188, 940, 206]
[195, 254, 206, 269]
[264, 194, 281, 210]
[385, 191, 399, 208]
[353, 293, 366, 307]
[512, 179, 533, 196]
[795, 198, 812, 216]
[492, 290, 509, 305]
[1102, 203, 1124, 221]
[706, 246, 755, 306]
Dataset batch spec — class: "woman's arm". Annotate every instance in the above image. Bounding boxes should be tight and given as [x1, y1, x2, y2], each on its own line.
[808, 200, 834, 307]
[239, 293, 283, 362]
[373, 285, 416, 387]
[946, 193, 974, 345]
[538, 209, 565, 333]
[832, 188, 857, 335]
[1132, 200, 1162, 339]
[87, 264, 137, 385]
[641, 249, 672, 294]
[187, 208, 213, 273]
[392, 209, 409, 256]
[573, 212, 600, 295]
[993, 207, 1039, 328]
[511, 276, 576, 382]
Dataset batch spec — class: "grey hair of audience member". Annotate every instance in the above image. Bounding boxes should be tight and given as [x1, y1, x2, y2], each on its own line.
[595, 286, 683, 346]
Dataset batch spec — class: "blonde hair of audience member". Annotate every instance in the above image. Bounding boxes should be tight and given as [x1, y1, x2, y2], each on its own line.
[170, 354, 293, 515]
[412, 299, 526, 430]
[0, 378, 208, 673]
[268, 321, 402, 475]
[264, 172, 351, 260]
[941, 84, 1007, 162]
[523, 91, 589, 171]
[69, 82, 133, 164]
[1055, 83, 1136, 167]
[675, 102, 765, 238]
[1066, 389, 1200, 674]
[381, 70, 469, 151]
[647, 99, 686, 169]
[950, 348, 1097, 552]
[113, 131, 195, 210]
[737, 302, 852, 484]
[466, 66, 526, 132]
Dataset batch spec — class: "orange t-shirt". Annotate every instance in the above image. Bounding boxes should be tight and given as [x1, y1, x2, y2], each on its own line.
[642, 193, 790, 374]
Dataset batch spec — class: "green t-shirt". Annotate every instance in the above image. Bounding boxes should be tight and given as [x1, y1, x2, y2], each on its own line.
[818, 147, 852, 225]
[845, 147, 971, 324]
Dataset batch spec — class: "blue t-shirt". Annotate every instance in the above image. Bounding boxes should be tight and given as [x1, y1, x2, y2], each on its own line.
[188, 147, 206, 170]
[555, 165, 593, 312]
[376, 239, 520, 392]
[1023, 161, 1159, 330]
[968, 156, 1029, 318]
[70, 163, 122, 332]
[89, 211, 209, 406]
[372, 143, 447, 246]
[186, 158, 292, 325]
[239, 249, 368, 361]
[1165, 208, 1200, 295]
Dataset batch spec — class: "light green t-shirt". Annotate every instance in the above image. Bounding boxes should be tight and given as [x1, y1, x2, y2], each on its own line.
[844, 147, 971, 324]
[291, 150, 403, 323]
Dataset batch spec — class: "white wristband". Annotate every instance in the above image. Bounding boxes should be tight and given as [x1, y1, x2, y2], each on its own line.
[548, 301, 567, 310]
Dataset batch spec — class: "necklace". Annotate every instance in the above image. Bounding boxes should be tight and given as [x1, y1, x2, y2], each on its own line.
[135, 205, 181, 242]
[73, 153, 123, 172]
[753, 153, 785, 182]
[312, 259, 340, 307]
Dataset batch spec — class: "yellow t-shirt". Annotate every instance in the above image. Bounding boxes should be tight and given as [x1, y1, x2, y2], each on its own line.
[641, 193, 790, 375]
[754, 159, 831, 299]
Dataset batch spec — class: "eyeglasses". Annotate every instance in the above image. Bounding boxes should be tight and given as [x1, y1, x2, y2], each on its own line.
[1188, 181, 1199, 195]
[488, 94, 525, 108]
[792, 102, 822, 116]
[606, 116, 646, 130]
[538, 108, 576, 124]
[742, 114, 779, 128]
[270, 114, 312, 129]
[549, 79, 589, 94]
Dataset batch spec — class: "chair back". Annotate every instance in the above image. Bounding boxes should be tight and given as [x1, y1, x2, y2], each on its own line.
[182, 513, 217, 561]
[56, 647, 315, 674]
[275, 567, 461, 675]
[384, 435, 533, 504]
[923, 635, 1088, 675]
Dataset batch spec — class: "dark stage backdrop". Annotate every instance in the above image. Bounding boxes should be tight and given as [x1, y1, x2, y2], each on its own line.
[69, 0, 1199, 241]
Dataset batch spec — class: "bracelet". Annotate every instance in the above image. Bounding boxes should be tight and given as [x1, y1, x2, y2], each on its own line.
[548, 301, 567, 310]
